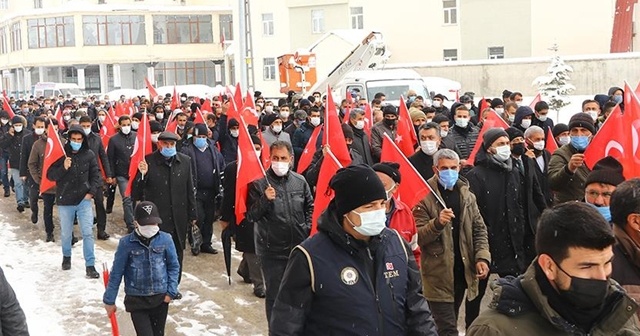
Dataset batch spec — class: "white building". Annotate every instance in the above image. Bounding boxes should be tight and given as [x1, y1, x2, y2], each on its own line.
[244, 0, 618, 96]
[0, 0, 234, 97]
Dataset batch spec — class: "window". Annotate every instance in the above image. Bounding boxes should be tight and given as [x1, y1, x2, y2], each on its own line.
[219, 14, 233, 41]
[262, 13, 274, 36]
[34, 0, 43, 9]
[350, 7, 363, 29]
[10, 22, 21, 51]
[0, 0, 7, 10]
[0, 27, 7, 54]
[488, 46, 504, 59]
[443, 49, 458, 61]
[311, 9, 324, 34]
[153, 15, 212, 44]
[27, 17, 75, 48]
[155, 61, 215, 86]
[443, 0, 457, 25]
[82, 15, 146, 46]
[263, 58, 276, 80]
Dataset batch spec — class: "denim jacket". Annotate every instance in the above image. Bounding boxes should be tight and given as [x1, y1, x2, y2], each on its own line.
[103, 231, 180, 305]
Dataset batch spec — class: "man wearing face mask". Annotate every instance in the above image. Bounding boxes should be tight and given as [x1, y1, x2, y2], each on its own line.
[502, 102, 518, 125]
[432, 93, 450, 116]
[292, 108, 322, 166]
[370, 105, 400, 163]
[218, 116, 240, 163]
[583, 156, 624, 223]
[512, 106, 535, 133]
[270, 164, 438, 335]
[468, 202, 640, 335]
[180, 124, 225, 255]
[246, 140, 314, 325]
[0, 111, 12, 197]
[532, 101, 554, 138]
[410, 122, 442, 182]
[47, 125, 102, 278]
[28, 118, 58, 242]
[133, 131, 197, 295]
[107, 115, 137, 233]
[372, 162, 421, 264]
[548, 113, 594, 203]
[552, 123, 570, 147]
[284, 110, 306, 139]
[149, 120, 163, 152]
[413, 149, 491, 334]
[0, 116, 32, 212]
[524, 125, 554, 206]
[261, 114, 291, 146]
[347, 108, 374, 166]
[448, 105, 479, 175]
[91, 109, 108, 134]
[19, 117, 48, 224]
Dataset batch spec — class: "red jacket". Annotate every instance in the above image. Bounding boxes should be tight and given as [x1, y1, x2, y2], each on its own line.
[389, 197, 421, 267]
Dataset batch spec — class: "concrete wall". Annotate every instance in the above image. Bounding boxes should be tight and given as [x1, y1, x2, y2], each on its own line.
[386, 53, 640, 97]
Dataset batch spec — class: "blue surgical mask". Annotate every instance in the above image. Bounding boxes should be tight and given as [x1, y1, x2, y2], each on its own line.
[570, 135, 590, 151]
[614, 95, 623, 104]
[160, 146, 176, 158]
[70, 141, 82, 151]
[596, 206, 611, 222]
[438, 169, 459, 190]
[194, 137, 207, 149]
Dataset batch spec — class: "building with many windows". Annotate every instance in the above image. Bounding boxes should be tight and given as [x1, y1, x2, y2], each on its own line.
[245, 0, 618, 96]
[0, 0, 233, 96]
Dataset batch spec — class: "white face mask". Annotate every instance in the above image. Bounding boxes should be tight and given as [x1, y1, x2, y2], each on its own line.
[156, 113, 164, 120]
[255, 150, 262, 158]
[537, 114, 547, 122]
[280, 111, 290, 119]
[265, 105, 274, 113]
[494, 145, 512, 162]
[558, 135, 571, 146]
[495, 108, 505, 114]
[354, 120, 365, 129]
[137, 225, 160, 238]
[120, 125, 131, 134]
[230, 129, 239, 138]
[98, 116, 106, 123]
[455, 118, 469, 128]
[420, 140, 438, 155]
[131, 121, 140, 130]
[433, 100, 442, 108]
[272, 125, 282, 133]
[151, 133, 160, 143]
[588, 111, 599, 121]
[533, 140, 545, 151]
[350, 208, 386, 236]
[13, 125, 22, 133]
[83, 127, 92, 135]
[464, 103, 472, 110]
[440, 130, 448, 138]
[310, 117, 321, 127]
[508, 114, 516, 122]
[35, 128, 45, 135]
[516, 101, 523, 107]
[63, 115, 71, 121]
[521, 119, 531, 129]
[271, 161, 290, 176]
[0, 118, 8, 125]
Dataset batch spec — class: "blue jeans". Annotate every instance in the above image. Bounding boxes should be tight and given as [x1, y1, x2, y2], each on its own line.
[9, 168, 28, 205]
[116, 176, 134, 230]
[59, 199, 95, 266]
[0, 152, 9, 190]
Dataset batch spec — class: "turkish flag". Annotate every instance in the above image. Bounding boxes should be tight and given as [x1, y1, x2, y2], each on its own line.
[479, 96, 488, 112]
[296, 125, 322, 173]
[115, 102, 126, 117]
[467, 110, 510, 165]
[545, 127, 559, 154]
[529, 93, 542, 108]
[233, 83, 243, 110]
[226, 95, 241, 121]
[342, 88, 353, 123]
[144, 77, 158, 100]
[125, 112, 152, 197]
[311, 149, 343, 236]
[1, 94, 14, 118]
[325, 87, 351, 167]
[40, 123, 65, 195]
[193, 107, 206, 125]
[236, 116, 267, 223]
[381, 133, 430, 209]
[201, 98, 212, 113]
[54, 106, 66, 132]
[258, 131, 271, 170]
[396, 96, 419, 157]
[363, 103, 373, 137]
[170, 86, 179, 111]
[584, 82, 640, 179]
[100, 110, 117, 151]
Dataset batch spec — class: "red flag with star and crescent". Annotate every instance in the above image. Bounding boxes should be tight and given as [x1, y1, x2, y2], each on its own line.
[324, 86, 351, 167]
[40, 123, 66, 195]
[125, 113, 152, 197]
[396, 96, 419, 157]
[296, 125, 322, 173]
[310, 149, 343, 236]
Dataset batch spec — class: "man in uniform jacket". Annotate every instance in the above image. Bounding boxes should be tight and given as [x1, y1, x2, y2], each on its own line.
[270, 164, 438, 335]
[133, 131, 197, 292]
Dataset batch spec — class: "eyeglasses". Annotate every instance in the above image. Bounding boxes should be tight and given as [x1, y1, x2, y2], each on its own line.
[586, 191, 613, 199]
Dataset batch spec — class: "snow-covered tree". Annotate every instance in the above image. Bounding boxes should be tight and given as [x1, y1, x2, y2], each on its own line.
[532, 45, 575, 113]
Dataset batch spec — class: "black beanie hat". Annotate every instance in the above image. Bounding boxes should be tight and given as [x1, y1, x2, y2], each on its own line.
[149, 120, 163, 133]
[11, 116, 23, 125]
[552, 123, 569, 138]
[585, 156, 625, 187]
[491, 98, 504, 108]
[483, 128, 509, 148]
[505, 127, 524, 141]
[330, 164, 386, 216]
[382, 105, 398, 116]
[568, 113, 595, 134]
[372, 162, 401, 184]
[193, 123, 209, 137]
[261, 113, 280, 126]
[432, 114, 449, 124]
[228, 118, 239, 127]
[250, 134, 261, 146]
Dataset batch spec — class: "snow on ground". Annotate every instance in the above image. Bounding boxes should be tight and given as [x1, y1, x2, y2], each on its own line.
[0, 207, 267, 335]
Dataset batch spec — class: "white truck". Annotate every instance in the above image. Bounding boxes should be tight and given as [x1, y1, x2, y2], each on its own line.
[333, 69, 431, 106]
[33, 82, 85, 99]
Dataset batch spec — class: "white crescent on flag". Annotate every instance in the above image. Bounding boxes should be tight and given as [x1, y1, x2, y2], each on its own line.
[45, 137, 54, 159]
[130, 138, 139, 158]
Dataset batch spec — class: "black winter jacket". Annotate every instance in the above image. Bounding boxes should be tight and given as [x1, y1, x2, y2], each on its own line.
[292, 122, 319, 162]
[270, 202, 438, 336]
[47, 141, 102, 206]
[19, 132, 40, 184]
[247, 168, 314, 259]
[0, 266, 29, 335]
[350, 123, 375, 166]
[0, 129, 31, 169]
[107, 131, 136, 178]
[180, 139, 225, 198]
[86, 132, 112, 179]
[217, 114, 239, 163]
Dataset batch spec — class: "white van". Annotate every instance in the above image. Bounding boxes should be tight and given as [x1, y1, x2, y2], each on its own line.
[333, 69, 430, 106]
[33, 82, 85, 99]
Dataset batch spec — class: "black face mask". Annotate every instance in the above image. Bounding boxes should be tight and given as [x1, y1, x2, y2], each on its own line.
[511, 143, 527, 156]
[384, 118, 397, 127]
[554, 259, 609, 310]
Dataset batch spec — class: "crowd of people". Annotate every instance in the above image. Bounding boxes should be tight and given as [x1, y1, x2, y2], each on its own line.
[0, 84, 640, 335]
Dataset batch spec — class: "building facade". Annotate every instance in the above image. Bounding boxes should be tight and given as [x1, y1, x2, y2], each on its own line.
[245, 0, 617, 96]
[0, 0, 233, 97]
